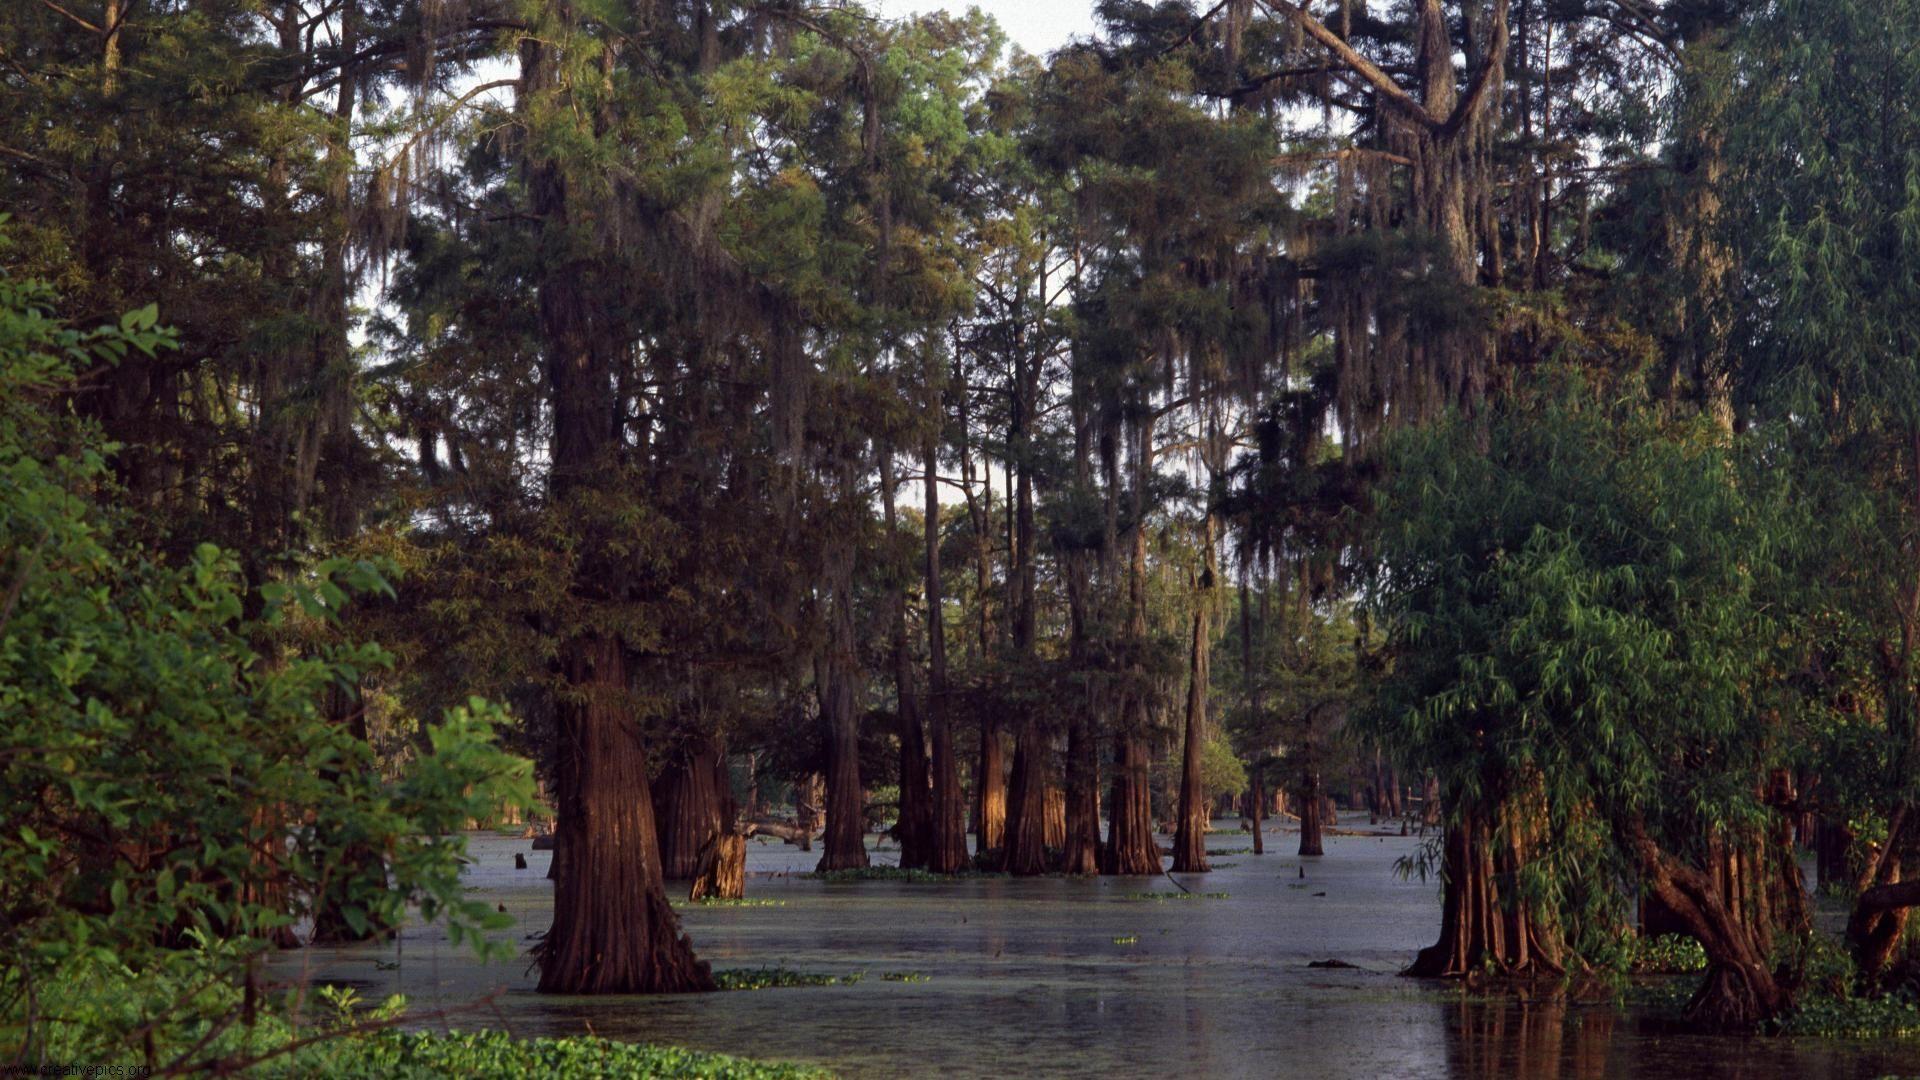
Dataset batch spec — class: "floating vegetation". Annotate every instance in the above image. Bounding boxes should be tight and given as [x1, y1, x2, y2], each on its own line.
[803, 867, 1003, 883]
[1112, 935, 1139, 945]
[681, 897, 786, 908]
[1120, 891, 1230, 902]
[881, 971, 930, 983]
[1778, 994, 1920, 1039]
[714, 967, 850, 991]
[1206, 847, 1251, 856]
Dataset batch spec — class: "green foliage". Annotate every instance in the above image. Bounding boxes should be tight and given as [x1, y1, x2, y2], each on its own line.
[1364, 375, 1782, 960]
[713, 968, 852, 991]
[0, 275, 534, 1070]
[1631, 935, 1710, 975]
[1119, 891, 1231, 902]
[1778, 993, 1920, 1040]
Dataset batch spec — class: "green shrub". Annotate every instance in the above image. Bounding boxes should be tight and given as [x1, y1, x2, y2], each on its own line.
[0, 271, 535, 1071]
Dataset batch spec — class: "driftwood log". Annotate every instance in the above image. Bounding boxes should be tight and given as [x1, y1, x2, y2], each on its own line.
[742, 818, 815, 847]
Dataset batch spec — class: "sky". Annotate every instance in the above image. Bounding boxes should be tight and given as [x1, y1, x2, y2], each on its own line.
[873, 0, 1100, 56]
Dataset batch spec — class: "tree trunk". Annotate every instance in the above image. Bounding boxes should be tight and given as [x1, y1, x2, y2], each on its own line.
[538, 635, 713, 993]
[1846, 809, 1913, 984]
[689, 833, 746, 902]
[924, 434, 968, 873]
[1002, 721, 1051, 874]
[1407, 798, 1559, 982]
[1249, 773, 1265, 856]
[1102, 733, 1161, 875]
[1625, 819, 1785, 1029]
[976, 718, 1006, 863]
[816, 542, 870, 871]
[1044, 782, 1066, 850]
[1060, 374, 1102, 875]
[793, 773, 821, 852]
[654, 736, 724, 881]
[1298, 760, 1325, 857]
[882, 450, 933, 869]
[1171, 512, 1216, 873]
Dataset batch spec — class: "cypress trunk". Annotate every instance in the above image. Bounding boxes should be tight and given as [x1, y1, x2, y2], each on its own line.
[924, 435, 968, 872]
[1102, 733, 1161, 875]
[538, 635, 713, 993]
[653, 737, 724, 881]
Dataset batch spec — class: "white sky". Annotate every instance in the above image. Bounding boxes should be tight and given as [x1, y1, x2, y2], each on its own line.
[873, 0, 1100, 56]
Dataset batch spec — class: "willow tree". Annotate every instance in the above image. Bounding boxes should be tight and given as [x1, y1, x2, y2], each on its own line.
[1727, 0, 1920, 988]
[1368, 382, 1790, 1026]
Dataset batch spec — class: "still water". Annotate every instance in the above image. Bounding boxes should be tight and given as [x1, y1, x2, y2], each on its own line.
[276, 819, 1918, 1078]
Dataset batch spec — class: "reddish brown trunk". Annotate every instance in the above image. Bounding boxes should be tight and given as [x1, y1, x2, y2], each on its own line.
[1102, 733, 1161, 875]
[976, 718, 1007, 861]
[1408, 799, 1558, 981]
[924, 435, 968, 873]
[1002, 721, 1052, 875]
[689, 833, 746, 902]
[1298, 764, 1325, 857]
[653, 736, 724, 880]
[538, 636, 713, 993]
[1846, 810, 1914, 984]
[1062, 711, 1102, 874]
[1044, 782, 1067, 850]
[1625, 818, 1785, 1028]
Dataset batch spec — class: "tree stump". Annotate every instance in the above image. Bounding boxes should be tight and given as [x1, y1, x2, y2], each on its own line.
[689, 833, 746, 901]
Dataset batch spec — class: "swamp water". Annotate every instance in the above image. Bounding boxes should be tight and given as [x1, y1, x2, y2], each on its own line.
[276, 818, 1918, 1078]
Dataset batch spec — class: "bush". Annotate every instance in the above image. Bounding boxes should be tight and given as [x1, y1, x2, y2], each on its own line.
[0, 271, 535, 1071]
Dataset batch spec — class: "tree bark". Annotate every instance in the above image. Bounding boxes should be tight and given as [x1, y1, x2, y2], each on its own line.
[689, 833, 746, 902]
[882, 450, 933, 868]
[1625, 818, 1785, 1029]
[653, 736, 725, 881]
[1102, 733, 1161, 875]
[1298, 756, 1325, 857]
[924, 434, 969, 873]
[1407, 798, 1560, 982]
[816, 537, 870, 872]
[1002, 723, 1052, 874]
[1171, 513, 1216, 873]
[538, 636, 713, 993]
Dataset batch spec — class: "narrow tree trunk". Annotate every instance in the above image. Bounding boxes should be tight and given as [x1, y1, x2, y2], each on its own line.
[882, 451, 933, 868]
[976, 718, 1006, 863]
[1298, 757, 1325, 857]
[1171, 509, 1216, 873]
[924, 433, 968, 873]
[1249, 772, 1265, 856]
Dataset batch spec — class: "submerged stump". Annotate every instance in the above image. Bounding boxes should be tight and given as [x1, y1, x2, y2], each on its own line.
[690, 833, 747, 901]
